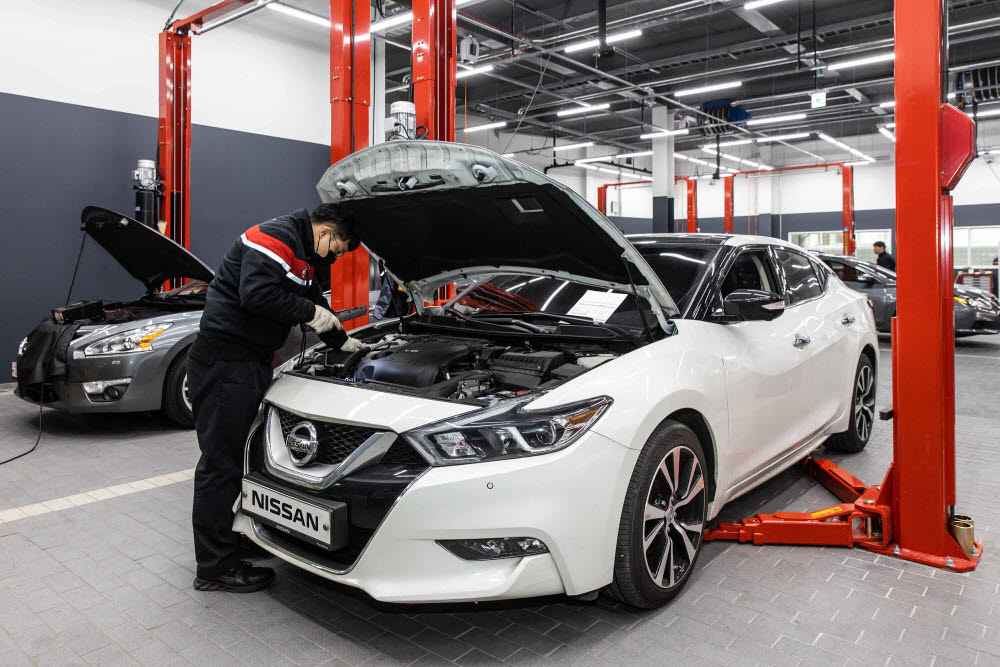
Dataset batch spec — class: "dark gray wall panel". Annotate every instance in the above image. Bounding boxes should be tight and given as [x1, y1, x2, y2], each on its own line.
[0, 92, 328, 373]
[608, 216, 653, 234]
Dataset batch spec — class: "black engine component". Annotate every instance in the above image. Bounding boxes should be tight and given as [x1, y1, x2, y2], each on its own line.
[486, 350, 567, 389]
[353, 337, 484, 387]
[52, 300, 104, 325]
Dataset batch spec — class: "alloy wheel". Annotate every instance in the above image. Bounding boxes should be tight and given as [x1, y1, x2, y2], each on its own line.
[181, 373, 192, 413]
[642, 446, 706, 589]
[854, 365, 875, 441]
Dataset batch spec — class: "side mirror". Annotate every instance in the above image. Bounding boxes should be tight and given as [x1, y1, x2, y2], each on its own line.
[723, 289, 785, 321]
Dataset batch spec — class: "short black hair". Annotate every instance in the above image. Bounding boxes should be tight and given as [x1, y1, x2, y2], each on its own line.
[312, 203, 360, 251]
[873, 241, 886, 249]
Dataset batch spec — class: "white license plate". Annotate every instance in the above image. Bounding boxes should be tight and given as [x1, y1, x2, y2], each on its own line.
[241, 479, 332, 548]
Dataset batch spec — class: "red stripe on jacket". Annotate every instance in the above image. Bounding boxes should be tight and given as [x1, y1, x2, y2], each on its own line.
[243, 225, 314, 282]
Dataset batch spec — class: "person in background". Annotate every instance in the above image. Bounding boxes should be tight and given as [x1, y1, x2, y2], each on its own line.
[873, 241, 896, 271]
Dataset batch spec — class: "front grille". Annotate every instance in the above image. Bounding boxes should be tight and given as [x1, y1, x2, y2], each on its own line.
[274, 408, 381, 466]
[380, 439, 428, 467]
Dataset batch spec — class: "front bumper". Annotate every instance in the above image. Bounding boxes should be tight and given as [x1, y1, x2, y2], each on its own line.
[955, 307, 1000, 336]
[14, 349, 168, 413]
[235, 424, 636, 603]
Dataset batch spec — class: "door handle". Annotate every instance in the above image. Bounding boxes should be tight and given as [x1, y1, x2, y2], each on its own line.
[841, 314, 856, 325]
[793, 335, 811, 348]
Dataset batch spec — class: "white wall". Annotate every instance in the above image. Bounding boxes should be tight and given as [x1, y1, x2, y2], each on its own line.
[0, 0, 332, 145]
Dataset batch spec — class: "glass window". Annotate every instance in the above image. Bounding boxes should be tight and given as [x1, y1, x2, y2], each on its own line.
[855, 230, 891, 263]
[788, 229, 891, 264]
[954, 226, 1000, 268]
[823, 259, 883, 289]
[638, 246, 720, 314]
[776, 249, 823, 305]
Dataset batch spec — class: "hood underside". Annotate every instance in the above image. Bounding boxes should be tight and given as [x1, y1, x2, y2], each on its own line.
[82, 207, 215, 291]
[315, 141, 677, 319]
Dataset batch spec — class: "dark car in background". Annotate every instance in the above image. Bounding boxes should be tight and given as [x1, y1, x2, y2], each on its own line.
[817, 253, 1000, 337]
[13, 207, 351, 427]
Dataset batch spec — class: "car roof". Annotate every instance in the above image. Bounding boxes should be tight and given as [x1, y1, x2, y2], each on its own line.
[627, 232, 806, 251]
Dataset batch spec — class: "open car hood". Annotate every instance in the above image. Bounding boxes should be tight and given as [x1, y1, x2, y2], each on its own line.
[82, 206, 214, 292]
[316, 141, 677, 326]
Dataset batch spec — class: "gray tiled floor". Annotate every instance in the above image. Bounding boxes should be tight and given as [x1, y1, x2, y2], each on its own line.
[1, 336, 999, 666]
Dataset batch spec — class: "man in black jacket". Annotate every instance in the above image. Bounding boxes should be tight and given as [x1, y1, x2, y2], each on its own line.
[188, 204, 365, 593]
[873, 241, 896, 271]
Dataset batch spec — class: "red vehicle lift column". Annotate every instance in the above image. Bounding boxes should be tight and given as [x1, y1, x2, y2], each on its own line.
[158, 30, 192, 254]
[842, 164, 856, 255]
[328, 0, 371, 328]
[684, 177, 698, 233]
[723, 176, 734, 234]
[412, 0, 457, 304]
[705, 0, 982, 573]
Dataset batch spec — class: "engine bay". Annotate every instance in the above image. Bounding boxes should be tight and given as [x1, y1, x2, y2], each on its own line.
[294, 333, 616, 404]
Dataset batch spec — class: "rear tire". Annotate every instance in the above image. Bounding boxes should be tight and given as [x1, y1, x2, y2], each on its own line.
[604, 421, 708, 609]
[826, 354, 875, 453]
[163, 350, 194, 428]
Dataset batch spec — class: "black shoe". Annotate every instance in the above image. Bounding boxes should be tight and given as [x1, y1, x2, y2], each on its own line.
[193, 561, 275, 593]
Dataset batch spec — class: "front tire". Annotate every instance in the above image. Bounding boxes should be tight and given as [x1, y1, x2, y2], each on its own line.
[163, 350, 194, 428]
[826, 354, 875, 453]
[605, 421, 708, 609]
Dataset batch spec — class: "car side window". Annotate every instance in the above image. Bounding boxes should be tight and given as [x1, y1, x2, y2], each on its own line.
[826, 259, 878, 290]
[720, 250, 776, 298]
[775, 249, 823, 305]
[810, 258, 830, 291]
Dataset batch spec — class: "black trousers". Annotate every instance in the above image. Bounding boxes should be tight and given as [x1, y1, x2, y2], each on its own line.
[188, 343, 270, 577]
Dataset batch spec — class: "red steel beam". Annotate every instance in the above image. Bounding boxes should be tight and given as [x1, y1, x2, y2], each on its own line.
[596, 180, 651, 217]
[685, 177, 698, 232]
[723, 176, 734, 233]
[158, 29, 192, 259]
[329, 0, 371, 329]
[842, 165, 855, 255]
[169, 0, 254, 32]
[412, 0, 457, 141]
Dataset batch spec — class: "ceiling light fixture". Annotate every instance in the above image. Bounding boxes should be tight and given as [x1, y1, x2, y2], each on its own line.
[639, 128, 690, 139]
[817, 132, 876, 162]
[574, 155, 617, 164]
[755, 132, 812, 143]
[746, 112, 807, 126]
[456, 64, 494, 79]
[744, 0, 787, 9]
[674, 81, 743, 98]
[879, 100, 897, 108]
[267, 3, 330, 26]
[828, 52, 895, 71]
[368, 0, 474, 32]
[615, 150, 654, 159]
[556, 103, 612, 117]
[845, 160, 872, 167]
[463, 121, 506, 133]
[552, 142, 596, 152]
[563, 29, 643, 53]
[885, 122, 896, 129]
[878, 126, 897, 143]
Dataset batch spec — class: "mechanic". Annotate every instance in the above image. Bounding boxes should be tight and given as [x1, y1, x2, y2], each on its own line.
[188, 204, 367, 593]
[873, 241, 896, 271]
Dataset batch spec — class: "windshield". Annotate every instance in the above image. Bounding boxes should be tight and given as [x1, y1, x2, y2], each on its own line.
[161, 281, 209, 297]
[637, 246, 720, 314]
[448, 275, 656, 330]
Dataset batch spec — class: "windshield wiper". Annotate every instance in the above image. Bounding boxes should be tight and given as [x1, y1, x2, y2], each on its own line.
[473, 311, 635, 338]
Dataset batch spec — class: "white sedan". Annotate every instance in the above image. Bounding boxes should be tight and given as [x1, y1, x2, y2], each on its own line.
[234, 141, 879, 609]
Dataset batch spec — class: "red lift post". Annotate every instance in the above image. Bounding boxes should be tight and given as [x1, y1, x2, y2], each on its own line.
[157, 0, 371, 326]
[706, 0, 982, 572]
[596, 178, 698, 232]
[722, 163, 855, 255]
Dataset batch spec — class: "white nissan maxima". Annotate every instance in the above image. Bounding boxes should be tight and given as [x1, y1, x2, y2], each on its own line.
[233, 141, 878, 609]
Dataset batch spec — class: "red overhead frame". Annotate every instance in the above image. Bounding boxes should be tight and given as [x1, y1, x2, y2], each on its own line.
[707, 0, 983, 573]
[596, 178, 698, 232]
[722, 163, 855, 253]
[328, 0, 371, 328]
[412, 0, 457, 142]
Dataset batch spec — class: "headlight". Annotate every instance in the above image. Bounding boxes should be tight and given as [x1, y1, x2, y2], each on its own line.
[954, 296, 970, 306]
[17, 337, 28, 356]
[969, 297, 992, 310]
[83, 323, 173, 356]
[404, 395, 612, 465]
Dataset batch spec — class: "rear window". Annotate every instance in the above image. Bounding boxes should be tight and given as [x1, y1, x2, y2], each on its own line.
[638, 246, 719, 314]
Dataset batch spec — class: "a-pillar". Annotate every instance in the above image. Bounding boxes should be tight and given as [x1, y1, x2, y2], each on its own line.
[651, 106, 676, 233]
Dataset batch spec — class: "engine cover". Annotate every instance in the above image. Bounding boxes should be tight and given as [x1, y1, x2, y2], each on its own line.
[353, 337, 482, 387]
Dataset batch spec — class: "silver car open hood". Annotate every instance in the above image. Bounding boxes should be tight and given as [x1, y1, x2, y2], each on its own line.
[316, 141, 677, 327]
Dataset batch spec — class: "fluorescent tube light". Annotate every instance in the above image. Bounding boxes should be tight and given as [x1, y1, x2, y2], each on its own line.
[711, 138, 754, 148]
[745, 0, 787, 9]
[456, 65, 494, 79]
[675, 154, 689, 161]
[746, 112, 807, 126]
[639, 128, 690, 139]
[674, 81, 743, 98]
[878, 126, 896, 143]
[268, 3, 330, 26]
[463, 121, 506, 133]
[817, 132, 876, 163]
[369, 0, 474, 33]
[564, 29, 643, 53]
[574, 155, 617, 164]
[576, 164, 598, 170]
[598, 168, 623, 175]
[756, 132, 811, 143]
[386, 84, 409, 93]
[828, 52, 895, 71]
[556, 103, 611, 117]
[501, 153, 516, 158]
[968, 107, 1000, 119]
[879, 100, 896, 108]
[552, 142, 595, 152]
[615, 150, 653, 159]
[885, 122, 896, 129]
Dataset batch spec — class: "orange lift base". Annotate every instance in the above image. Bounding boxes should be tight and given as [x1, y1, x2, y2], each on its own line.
[704, 458, 982, 572]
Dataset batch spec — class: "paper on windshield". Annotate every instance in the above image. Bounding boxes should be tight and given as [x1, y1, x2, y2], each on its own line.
[566, 290, 629, 323]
